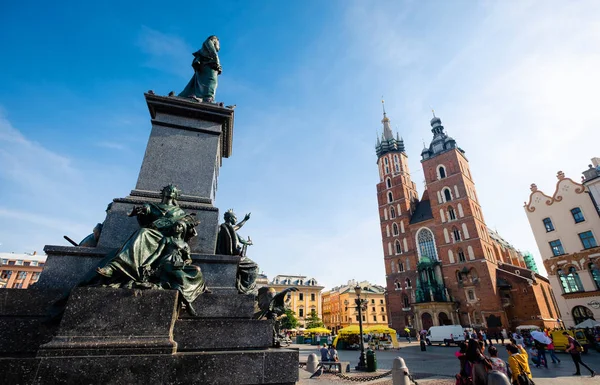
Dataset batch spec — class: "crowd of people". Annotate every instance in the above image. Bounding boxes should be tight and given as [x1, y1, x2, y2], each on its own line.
[454, 329, 596, 385]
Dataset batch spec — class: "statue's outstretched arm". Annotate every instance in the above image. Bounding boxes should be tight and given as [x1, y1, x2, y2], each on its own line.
[234, 213, 251, 231]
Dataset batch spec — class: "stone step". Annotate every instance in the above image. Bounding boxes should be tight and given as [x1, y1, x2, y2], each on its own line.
[0, 348, 298, 385]
[181, 292, 255, 319]
[174, 318, 273, 351]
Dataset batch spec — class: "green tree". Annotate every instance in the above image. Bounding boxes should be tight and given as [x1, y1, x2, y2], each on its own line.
[280, 309, 298, 330]
[305, 310, 324, 329]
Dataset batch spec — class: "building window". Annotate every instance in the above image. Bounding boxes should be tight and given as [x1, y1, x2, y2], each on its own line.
[394, 280, 401, 289]
[549, 240, 565, 256]
[417, 228, 438, 261]
[30, 261, 38, 267]
[395, 241, 402, 254]
[356, 315, 359, 321]
[380, 299, 384, 304]
[17, 271, 27, 279]
[299, 308, 304, 317]
[299, 293, 304, 301]
[403, 295, 410, 308]
[383, 315, 386, 321]
[571, 207, 585, 223]
[558, 267, 584, 293]
[452, 227, 461, 242]
[390, 206, 396, 218]
[398, 261, 404, 272]
[388, 192, 393, 203]
[543, 217, 554, 232]
[405, 278, 412, 288]
[362, 315, 366, 321]
[1, 271, 12, 279]
[458, 249, 466, 262]
[381, 307, 384, 312]
[572, 306, 595, 326]
[448, 207, 456, 221]
[13, 283, 23, 289]
[1, 259, 7, 265]
[468, 290, 475, 301]
[15, 260, 23, 266]
[386, 178, 392, 189]
[373, 315, 377, 321]
[443, 189, 452, 202]
[438, 166, 446, 179]
[590, 263, 600, 290]
[393, 223, 399, 236]
[579, 231, 598, 249]
[311, 293, 316, 301]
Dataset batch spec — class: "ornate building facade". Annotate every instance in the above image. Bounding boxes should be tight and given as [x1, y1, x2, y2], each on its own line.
[267, 275, 324, 328]
[376, 111, 560, 333]
[321, 280, 387, 334]
[525, 168, 600, 327]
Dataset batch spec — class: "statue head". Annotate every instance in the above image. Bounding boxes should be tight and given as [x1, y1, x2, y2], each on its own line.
[160, 184, 181, 204]
[224, 209, 237, 224]
[206, 35, 220, 52]
[172, 220, 186, 236]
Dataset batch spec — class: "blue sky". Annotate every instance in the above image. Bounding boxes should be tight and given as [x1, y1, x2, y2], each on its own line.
[1, 1, 599, 290]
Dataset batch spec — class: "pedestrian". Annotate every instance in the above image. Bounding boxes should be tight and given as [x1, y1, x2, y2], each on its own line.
[546, 338, 560, 364]
[455, 342, 471, 385]
[467, 339, 492, 385]
[328, 344, 338, 362]
[487, 332, 493, 347]
[404, 327, 412, 343]
[495, 332, 500, 345]
[327, 335, 332, 346]
[534, 340, 548, 369]
[506, 343, 532, 385]
[528, 345, 539, 367]
[319, 343, 329, 362]
[482, 330, 488, 346]
[487, 345, 509, 376]
[564, 331, 596, 377]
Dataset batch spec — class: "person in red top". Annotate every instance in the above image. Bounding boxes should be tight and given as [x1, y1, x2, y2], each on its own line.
[546, 337, 560, 364]
[564, 331, 596, 377]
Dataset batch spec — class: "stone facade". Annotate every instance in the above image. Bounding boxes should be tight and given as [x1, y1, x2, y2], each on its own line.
[525, 170, 600, 327]
[267, 275, 323, 327]
[376, 112, 560, 333]
[322, 280, 388, 333]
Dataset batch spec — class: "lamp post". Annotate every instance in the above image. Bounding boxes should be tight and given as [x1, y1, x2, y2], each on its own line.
[354, 284, 367, 371]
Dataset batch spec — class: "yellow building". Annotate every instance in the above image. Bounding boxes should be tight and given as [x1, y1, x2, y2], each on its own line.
[0, 252, 46, 289]
[268, 275, 324, 328]
[322, 280, 388, 334]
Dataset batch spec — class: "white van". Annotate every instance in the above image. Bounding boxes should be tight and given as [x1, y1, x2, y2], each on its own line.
[426, 325, 465, 346]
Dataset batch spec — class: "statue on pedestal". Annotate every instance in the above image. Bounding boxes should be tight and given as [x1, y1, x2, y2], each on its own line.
[255, 287, 298, 347]
[84, 184, 208, 316]
[179, 35, 221, 103]
[216, 209, 259, 295]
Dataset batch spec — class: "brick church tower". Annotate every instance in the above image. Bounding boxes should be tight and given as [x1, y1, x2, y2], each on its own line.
[376, 109, 560, 333]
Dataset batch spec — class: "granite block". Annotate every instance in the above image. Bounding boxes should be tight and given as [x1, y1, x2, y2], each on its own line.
[174, 318, 272, 351]
[180, 292, 255, 319]
[95, 200, 139, 250]
[38, 287, 178, 356]
[0, 288, 63, 316]
[193, 254, 240, 289]
[1, 348, 298, 384]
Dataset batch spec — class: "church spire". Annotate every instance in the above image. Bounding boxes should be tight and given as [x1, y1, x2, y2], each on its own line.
[375, 100, 405, 157]
[381, 99, 394, 140]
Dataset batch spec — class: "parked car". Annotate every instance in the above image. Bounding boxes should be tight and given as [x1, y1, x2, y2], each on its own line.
[426, 325, 466, 346]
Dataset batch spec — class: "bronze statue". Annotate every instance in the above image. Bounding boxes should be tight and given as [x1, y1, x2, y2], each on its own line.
[83, 184, 208, 316]
[254, 287, 298, 347]
[78, 223, 103, 247]
[216, 209, 258, 295]
[179, 35, 221, 103]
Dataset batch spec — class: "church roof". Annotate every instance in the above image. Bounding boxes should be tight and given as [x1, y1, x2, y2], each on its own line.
[409, 190, 433, 224]
[420, 115, 464, 161]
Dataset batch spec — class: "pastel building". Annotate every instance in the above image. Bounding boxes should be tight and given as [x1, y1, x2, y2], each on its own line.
[0, 252, 46, 289]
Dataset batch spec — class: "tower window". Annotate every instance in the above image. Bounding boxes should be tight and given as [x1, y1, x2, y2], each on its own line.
[458, 249, 466, 262]
[579, 231, 598, 249]
[438, 166, 446, 179]
[390, 206, 396, 219]
[543, 217, 554, 232]
[393, 223, 399, 236]
[405, 278, 412, 288]
[448, 207, 456, 221]
[403, 295, 410, 308]
[468, 290, 475, 301]
[452, 227, 461, 242]
[571, 208, 585, 223]
[398, 260, 404, 271]
[388, 192, 393, 203]
[386, 178, 392, 189]
[443, 188, 452, 202]
[395, 241, 402, 254]
[417, 228, 438, 261]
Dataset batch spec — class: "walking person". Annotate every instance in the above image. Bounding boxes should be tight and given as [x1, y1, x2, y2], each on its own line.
[534, 340, 548, 369]
[404, 327, 412, 343]
[506, 343, 533, 385]
[546, 338, 560, 364]
[564, 331, 596, 377]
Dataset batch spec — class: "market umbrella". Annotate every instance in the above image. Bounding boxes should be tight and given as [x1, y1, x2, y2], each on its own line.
[365, 325, 399, 348]
[304, 327, 332, 334]
[531, 331, 552, 345]
[575, 319, 600, 328]
[337, 325, 361, 335]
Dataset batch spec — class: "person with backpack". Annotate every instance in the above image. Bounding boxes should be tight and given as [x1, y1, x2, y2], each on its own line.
[564, 331, 596, 377]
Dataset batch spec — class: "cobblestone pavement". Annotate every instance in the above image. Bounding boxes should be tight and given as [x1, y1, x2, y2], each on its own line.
[295, 341, 600, 384]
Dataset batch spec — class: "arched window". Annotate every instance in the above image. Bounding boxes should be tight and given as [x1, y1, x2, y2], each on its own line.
[468, 290, 475, 301]
[405, 278, 412, 288]
[448, 206, 456, 221]
[590, 263, 600, 290]
[388, 192, 393, 203]
[572, 306, 595, 325]
[395, 241, 402, 254]
[403, 295, 410, 308]
[386, 178, 392, 189]
[394, 155, 400, 173]
[443, 188, 452, 202]
[452, 227, 461, 242]
[394, 280, 401, 289]
[438, 166, 446, 179]
[393, 223, 399, 236]
[398, 260, 404, 271]
[558, 267, 584, 293]
[458, 248, 466, 262]
[390, 206, 396, 219]
[417, 228, 438, 261]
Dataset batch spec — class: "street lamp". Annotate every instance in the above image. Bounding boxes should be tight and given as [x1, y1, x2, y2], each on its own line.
[354, 284, 367, 371]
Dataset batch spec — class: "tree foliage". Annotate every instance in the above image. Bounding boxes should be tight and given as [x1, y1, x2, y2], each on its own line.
[280, 309, 298, 330]
[306, 310, 324, 329]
